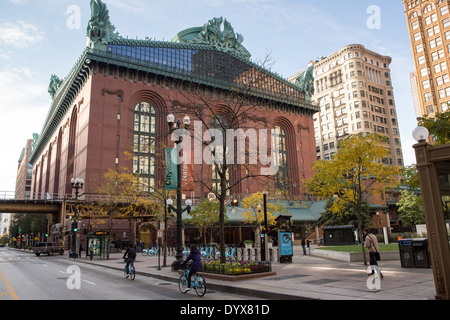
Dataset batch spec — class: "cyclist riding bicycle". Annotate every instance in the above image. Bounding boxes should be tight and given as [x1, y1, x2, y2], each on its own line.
[123, 245, 136, 278]
[181, 244, 202, 292]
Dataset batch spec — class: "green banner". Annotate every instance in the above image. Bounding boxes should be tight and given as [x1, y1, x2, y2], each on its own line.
[165, 148, 177, 190]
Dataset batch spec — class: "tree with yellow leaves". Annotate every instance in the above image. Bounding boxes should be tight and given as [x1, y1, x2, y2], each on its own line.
[240, 192, 287, 248]
[98, 168, 159, 247]
[304, 134, 401, 265]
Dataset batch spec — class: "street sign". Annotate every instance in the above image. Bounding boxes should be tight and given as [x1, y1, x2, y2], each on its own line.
[157, 230, 163, 239]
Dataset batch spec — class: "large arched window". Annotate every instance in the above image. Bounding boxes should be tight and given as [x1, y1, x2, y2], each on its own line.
[133, 102, 156, 192]
[211, 114, 230, 195]
[272, 126, 289, 193]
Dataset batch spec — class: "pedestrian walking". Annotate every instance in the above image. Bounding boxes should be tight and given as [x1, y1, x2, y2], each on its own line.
[363, 228, 383, 278]
[89, 241, 94, 260]
[301, 237, 307, 255]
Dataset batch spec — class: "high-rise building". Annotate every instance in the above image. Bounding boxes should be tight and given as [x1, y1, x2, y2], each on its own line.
[15, 138, 35, 199]
[289, 44, 404, 167]
[403, 0, 450, 117]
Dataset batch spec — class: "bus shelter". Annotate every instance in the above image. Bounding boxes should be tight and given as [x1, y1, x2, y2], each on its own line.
[87, 231, 110, 259]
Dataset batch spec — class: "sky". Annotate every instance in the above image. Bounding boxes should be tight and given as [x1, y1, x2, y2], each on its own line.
[0, 0, 419, 193]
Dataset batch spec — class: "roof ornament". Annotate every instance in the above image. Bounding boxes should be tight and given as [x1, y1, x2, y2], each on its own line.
[86, 0, 120, 49]
[48, 74, 63, 100]
[188, 17, 250, 59]
[295, 63, 315, 99]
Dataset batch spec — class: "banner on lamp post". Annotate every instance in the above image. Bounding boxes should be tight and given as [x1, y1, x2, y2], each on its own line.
[165, 148, 177, 190]
[181, 150, 194, 192]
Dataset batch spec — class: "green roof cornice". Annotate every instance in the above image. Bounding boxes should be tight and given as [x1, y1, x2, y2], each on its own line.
[30, 50, 91, 165]
[173, 17, 251, 60]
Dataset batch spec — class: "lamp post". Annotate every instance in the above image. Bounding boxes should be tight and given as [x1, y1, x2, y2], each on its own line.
[413, 126, 450, 300]
[167, 114, 191, 271]
[71, 177, 84, 258]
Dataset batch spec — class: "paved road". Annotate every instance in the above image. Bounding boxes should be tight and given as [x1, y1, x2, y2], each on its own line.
[0, 248, 256, 301]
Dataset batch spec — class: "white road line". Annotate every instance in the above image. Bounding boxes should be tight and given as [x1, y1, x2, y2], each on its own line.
[83, 280, 96, 285]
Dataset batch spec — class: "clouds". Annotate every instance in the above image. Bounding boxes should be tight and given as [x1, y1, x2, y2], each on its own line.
[0, 20, 45, 48]
[0, 65, 49, 191]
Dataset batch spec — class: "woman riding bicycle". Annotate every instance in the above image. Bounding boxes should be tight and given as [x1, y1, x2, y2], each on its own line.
[181, 244, 202, 292]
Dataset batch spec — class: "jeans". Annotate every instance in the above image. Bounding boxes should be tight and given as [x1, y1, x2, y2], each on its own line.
[187, 270, 196, 288]
[125, 259, 134, 274]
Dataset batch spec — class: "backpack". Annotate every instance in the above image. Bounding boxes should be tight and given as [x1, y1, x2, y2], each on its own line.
[128, 248, 136, 259]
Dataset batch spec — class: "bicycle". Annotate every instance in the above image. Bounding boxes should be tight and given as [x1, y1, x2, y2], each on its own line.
[178, 266, 206, 297]
[124, 260, 136, 280]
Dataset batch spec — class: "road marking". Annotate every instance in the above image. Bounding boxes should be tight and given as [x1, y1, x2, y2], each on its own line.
[0, 292, 13, 296]
[0, 269, 19, 300]
[83, 280, 96, 285]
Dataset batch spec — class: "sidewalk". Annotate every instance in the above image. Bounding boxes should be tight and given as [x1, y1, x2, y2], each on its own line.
[67, 246, 436, 300]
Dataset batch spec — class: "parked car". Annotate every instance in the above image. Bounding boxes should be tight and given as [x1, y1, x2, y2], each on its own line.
[33, 242, 61, 256]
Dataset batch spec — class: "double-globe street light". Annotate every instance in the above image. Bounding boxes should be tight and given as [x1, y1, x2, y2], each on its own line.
[70, 177, 84, 258]
[167, 113, 192, 270]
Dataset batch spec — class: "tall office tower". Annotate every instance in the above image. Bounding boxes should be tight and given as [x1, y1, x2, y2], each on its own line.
[15, 138, 35, 199]
[403, 0, 450, 117]
[289, 44, 404, 167]
[410, 71, 424, 118]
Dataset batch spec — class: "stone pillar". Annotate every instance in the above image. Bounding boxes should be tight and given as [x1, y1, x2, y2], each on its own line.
[414, 141, 450, 300]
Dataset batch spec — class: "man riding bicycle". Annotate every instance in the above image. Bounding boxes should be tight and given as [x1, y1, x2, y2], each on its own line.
[181, 244, 202, 292]
[123, 245, 136, 278]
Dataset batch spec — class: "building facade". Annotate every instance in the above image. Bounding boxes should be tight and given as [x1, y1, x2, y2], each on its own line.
[404, 0, 450, 117]
[28, 1, 319, 247]
[15, 138, 35, 200]
[290, 44, 404, 167]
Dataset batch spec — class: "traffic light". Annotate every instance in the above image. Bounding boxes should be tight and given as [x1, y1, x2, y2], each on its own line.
[71, 221, 78, 232]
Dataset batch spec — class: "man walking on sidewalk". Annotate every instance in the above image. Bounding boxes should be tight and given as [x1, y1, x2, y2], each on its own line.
[363, 228, 383, 278]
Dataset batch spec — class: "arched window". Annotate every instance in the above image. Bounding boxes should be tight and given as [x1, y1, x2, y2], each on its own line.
[133, 102, 156, 191]
[211, 114, 230, 195]
[272, 126, 289, 193]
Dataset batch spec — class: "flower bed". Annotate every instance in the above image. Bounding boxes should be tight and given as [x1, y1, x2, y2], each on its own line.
[202, 260, 271, 276]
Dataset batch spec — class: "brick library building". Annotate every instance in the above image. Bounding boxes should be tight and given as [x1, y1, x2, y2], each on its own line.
[28, 1, 319, 252]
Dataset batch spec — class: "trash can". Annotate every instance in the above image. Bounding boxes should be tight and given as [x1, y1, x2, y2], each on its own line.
[398, 239, 414, 268]
[412, 238, 431, 268]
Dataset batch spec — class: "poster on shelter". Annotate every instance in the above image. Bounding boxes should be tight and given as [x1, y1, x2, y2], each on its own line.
[279, 231, 293, 256]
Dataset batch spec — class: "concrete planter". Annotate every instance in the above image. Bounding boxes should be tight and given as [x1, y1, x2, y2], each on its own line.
[311, 248, 399, 262]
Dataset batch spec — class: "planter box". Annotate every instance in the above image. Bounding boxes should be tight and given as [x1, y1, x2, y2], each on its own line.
[311, 248, 400, 262]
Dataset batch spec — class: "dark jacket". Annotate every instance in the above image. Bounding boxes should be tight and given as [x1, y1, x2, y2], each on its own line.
[123, 247, 136, 260]
[182, 249, 202, 272]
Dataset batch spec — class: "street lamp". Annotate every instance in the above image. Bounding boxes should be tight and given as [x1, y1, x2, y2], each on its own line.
[167, 114, 191, 270]
[70, 177, 84, 258]
[412, 126, 429, 142]
[166, 198, 192, 270]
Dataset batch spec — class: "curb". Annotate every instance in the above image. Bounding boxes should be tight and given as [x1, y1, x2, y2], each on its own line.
[66, 257, 312, 300]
